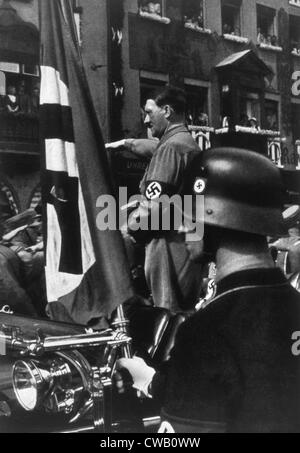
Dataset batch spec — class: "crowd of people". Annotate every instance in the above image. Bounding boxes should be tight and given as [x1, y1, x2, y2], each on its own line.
[0, 81, 40, 117]
[186, 111, 209, 127]
[238, 114, 261, 129]
[237, 113, 278, 132]
[184, 8, 204, 30]
[139, 1, 162, 16]
[223, 23, 241, 36]
[257, 28, 279, 47]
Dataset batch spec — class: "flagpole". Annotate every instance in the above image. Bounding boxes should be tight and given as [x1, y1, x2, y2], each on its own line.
[111, 305, 132, 358]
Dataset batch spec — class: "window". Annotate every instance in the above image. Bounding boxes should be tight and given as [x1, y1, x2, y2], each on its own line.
[22, 64, 40, 77]
[239, 92, 261, 128]
[265, 100, 279, 131]
[290, 15, 300, 55]
[185, 85, 208, 126]
[221, 0, 242, 36]
[183, 0, 204, 29]
[0, 63, 40, 115]
[140, 78, 167, 106]
[257, 4, 278, 47]
[0, 62, 39, 94]
[0, 62, 20, 73]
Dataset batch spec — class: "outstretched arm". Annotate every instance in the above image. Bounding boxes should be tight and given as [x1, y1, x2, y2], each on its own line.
[106, 138, 158, 159]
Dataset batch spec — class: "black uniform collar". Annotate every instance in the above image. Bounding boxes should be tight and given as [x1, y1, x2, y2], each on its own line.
[216, 267, 288, 297]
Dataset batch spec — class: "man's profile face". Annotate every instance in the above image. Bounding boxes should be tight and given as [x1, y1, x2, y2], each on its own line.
[144, 99, 169, 139]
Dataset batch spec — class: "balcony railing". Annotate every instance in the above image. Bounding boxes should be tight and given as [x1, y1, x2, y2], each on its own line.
[0, 112, 39, 147]
[214, 125, 280, 137]
[267, 137, 284, 168]
[188, 125, 214, 151]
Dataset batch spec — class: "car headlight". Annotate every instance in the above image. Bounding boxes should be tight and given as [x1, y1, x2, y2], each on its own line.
[12, 352, 91, 416]
[12, 360, 52, 411]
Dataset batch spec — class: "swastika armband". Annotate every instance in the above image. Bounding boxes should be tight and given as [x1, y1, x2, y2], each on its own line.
[144, 181, 176, 201]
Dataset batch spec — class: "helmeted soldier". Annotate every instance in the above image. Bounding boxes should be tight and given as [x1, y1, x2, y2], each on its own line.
[118, 147, 300, 433]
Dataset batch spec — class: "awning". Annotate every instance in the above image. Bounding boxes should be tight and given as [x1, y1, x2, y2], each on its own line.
[216, 49, 273, 77]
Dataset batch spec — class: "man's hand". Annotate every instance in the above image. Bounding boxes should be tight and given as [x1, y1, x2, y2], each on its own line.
[25, 241, 44, 253]
[105, 139, 126, 149]
[117, 356, 156, 397]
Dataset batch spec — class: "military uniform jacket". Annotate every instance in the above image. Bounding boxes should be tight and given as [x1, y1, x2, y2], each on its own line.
[138, 124, 202, 312]
[140, 124, 200, 198]
[152, 268, 300, 432]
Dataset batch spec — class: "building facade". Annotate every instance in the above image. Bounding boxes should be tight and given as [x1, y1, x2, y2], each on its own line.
[0, 0, 39, 217]
[0, 0, 299, 216]
[105, 0, 300, 161]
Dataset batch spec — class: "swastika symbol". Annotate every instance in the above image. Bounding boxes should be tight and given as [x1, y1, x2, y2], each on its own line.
[206, 279, 216, 300]
[146, 182, 162, 200]
[194, 178, 206, 194]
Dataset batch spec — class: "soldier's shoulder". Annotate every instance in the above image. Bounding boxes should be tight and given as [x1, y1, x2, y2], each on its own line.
[160, 134, 199, 155]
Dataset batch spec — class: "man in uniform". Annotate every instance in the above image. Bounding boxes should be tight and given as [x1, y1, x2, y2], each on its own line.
[134, 86, 203, 312]
[118, 147, 300, 433]
[270, 205, 300, 277]
[108, 86, 203, 312]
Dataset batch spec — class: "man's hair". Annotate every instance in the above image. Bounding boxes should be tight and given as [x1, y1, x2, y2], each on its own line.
[155, 86, 186, 115]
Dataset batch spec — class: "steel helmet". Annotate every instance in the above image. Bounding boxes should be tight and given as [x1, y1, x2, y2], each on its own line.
[186, 147, 285, 236]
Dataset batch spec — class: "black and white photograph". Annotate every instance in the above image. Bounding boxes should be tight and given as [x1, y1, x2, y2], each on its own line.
[0, 0, 300, 436]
